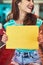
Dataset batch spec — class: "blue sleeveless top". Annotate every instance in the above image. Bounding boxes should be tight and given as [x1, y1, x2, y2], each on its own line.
[4, 18, 43, 52]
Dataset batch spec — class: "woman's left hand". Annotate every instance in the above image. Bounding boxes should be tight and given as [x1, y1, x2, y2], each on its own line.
[38, 30, 43, 44]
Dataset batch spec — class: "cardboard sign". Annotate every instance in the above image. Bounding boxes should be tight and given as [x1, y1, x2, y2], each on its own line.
[6, 26, 39, 49]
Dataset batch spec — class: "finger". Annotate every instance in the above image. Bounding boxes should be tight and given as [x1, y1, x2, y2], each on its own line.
[3, 31, 6, 34]
[2, 34, 8, 38]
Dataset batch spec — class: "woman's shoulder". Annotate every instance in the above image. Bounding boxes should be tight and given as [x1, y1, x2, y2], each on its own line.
[36, 18, 43, 27]
[4, 19, 16, 29]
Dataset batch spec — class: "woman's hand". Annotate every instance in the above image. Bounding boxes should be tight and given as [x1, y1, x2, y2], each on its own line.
[38, 30, 43, 44]
[1, 31, 8, 43]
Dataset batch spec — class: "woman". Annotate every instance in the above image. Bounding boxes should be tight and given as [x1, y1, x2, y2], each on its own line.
[1, 0, 43, 65]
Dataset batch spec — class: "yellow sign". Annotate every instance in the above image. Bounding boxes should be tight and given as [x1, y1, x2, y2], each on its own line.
[6, 26, 39, 49]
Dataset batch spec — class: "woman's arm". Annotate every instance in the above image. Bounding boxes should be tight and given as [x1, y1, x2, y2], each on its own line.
[0, 41, 6, 48]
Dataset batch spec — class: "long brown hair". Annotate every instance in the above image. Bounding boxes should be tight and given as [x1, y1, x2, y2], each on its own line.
[12, 0, 21, 20]
[12, 0, 37, 25]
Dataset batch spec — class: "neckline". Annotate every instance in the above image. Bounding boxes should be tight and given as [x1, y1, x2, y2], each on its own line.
[14, 20, 23, 25]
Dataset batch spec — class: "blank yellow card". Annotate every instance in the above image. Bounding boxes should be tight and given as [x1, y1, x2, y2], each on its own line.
[6, 26, 39, 49]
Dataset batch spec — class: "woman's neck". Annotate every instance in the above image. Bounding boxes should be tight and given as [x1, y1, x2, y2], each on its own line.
[16, 10, 26, 24]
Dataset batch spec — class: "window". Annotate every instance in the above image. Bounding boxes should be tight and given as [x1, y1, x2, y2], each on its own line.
[39, 4, 43, 19]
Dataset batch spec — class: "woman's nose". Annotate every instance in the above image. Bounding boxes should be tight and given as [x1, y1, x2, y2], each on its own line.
[30, 0, 34, 5]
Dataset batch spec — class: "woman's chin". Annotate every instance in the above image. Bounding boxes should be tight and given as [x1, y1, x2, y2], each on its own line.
[26, 10, 32, 13]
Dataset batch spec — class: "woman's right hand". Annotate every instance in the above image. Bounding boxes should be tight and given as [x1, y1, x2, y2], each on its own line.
[1, 31, 8, 43]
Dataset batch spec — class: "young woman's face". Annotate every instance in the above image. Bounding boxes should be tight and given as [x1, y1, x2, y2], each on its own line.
[18, 0, 34, 13]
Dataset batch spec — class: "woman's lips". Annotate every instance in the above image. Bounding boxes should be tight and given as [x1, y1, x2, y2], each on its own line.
[27, 5, 33, 10]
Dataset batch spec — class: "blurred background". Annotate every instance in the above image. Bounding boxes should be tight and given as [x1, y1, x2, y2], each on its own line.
[0, 0, 43, 25]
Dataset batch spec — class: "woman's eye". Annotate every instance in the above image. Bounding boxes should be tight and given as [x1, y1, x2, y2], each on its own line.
[27, 0, 34, 2]
[27, 0, 30, 1]
[32, 0, 34, 2]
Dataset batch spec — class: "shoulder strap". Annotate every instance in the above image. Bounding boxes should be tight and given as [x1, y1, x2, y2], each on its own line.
[36, 18, 43, 27]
